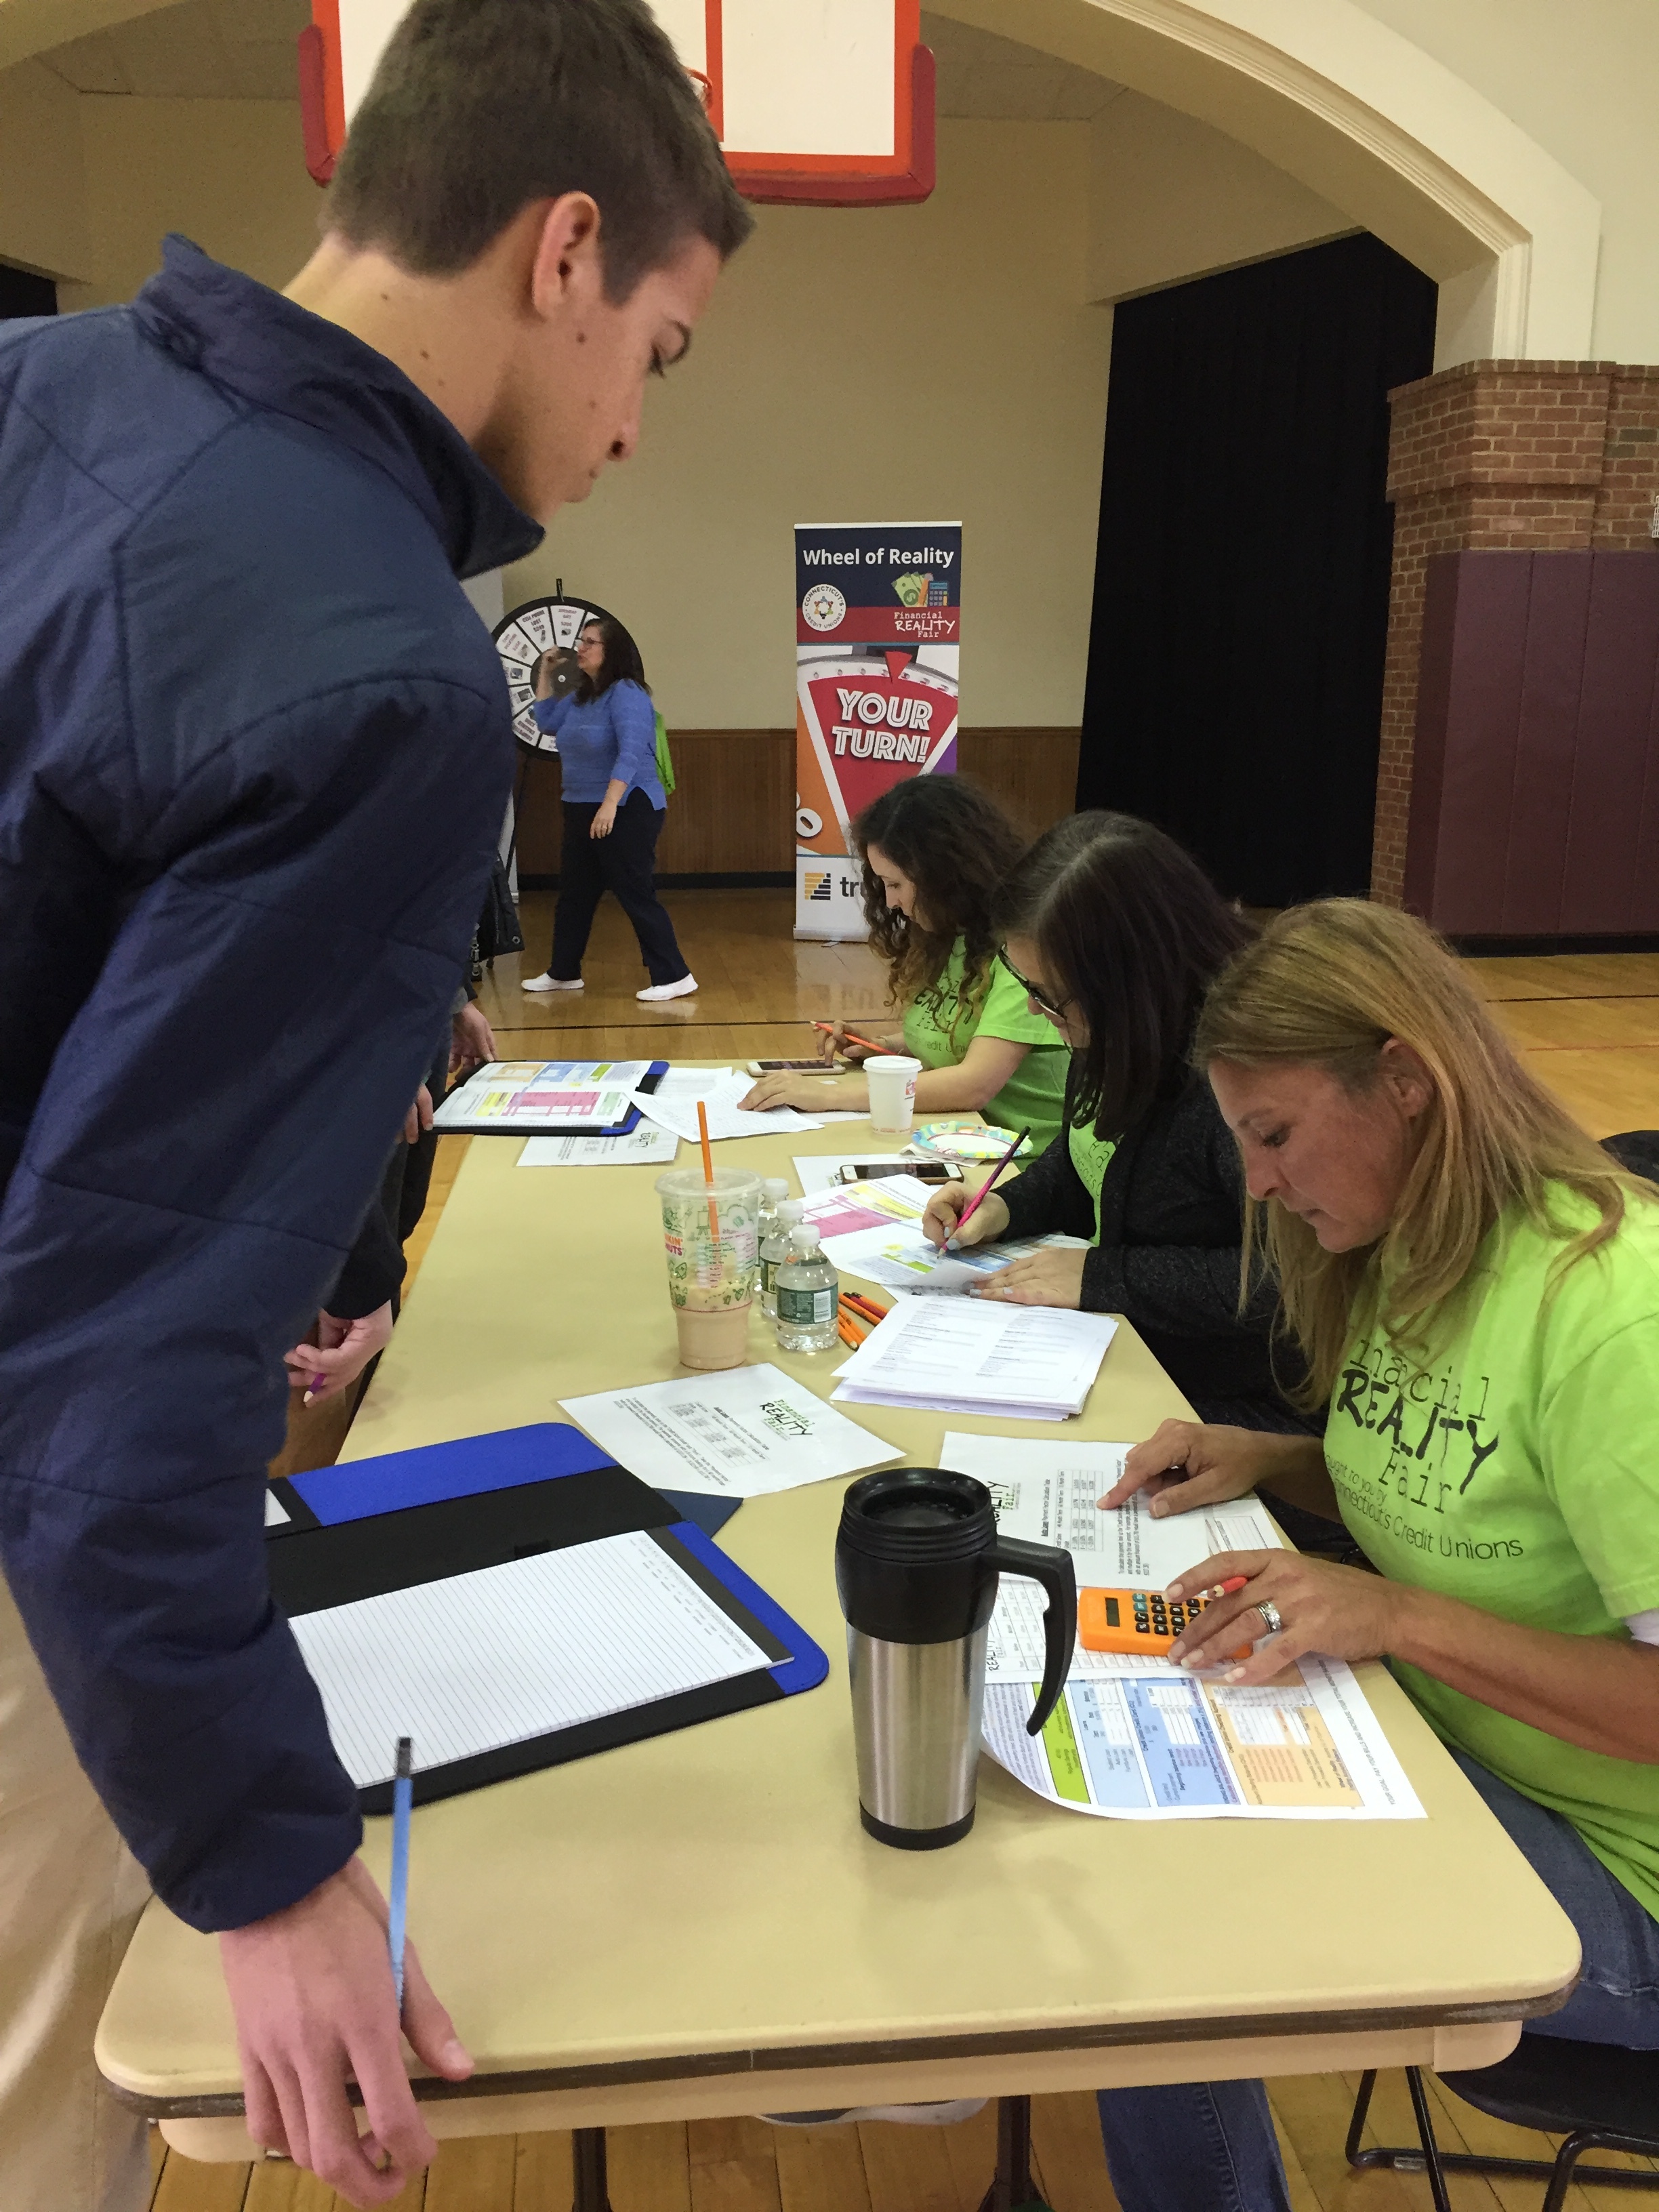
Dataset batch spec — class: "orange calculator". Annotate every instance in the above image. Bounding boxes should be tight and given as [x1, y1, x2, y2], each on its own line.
[1078, 1586, 1252, 1662]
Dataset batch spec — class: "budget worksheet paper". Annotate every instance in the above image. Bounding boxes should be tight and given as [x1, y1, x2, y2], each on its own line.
[849, 1232, 1092, 1297]
[518, 1125, 680, 1167]
[289, 1529, 773, 1790]
[940, 1434, 1284, 1593]
[632, 1073, 823, 1141]
[560, 1361, 901, 1498]
[830, 1298, 1117, 1419]
[435, 1060, 653, 1131]
[981, 1654, 1422, 1822]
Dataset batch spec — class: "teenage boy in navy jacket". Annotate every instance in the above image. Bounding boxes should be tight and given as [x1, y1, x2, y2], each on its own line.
[0, 3, 750, 2203]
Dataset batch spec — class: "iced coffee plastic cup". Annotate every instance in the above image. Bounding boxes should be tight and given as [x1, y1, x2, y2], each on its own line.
[865, 1054, 922, 1136]
[655, 1166, 762, 1370]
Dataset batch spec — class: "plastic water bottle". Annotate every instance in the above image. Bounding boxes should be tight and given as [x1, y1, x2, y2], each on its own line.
[775, 1223, 838, 1353]
[755, 1179, 790, 1314]
[760, 1197, 802, 1319]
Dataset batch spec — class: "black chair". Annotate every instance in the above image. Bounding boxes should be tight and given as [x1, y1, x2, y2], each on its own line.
[1604, 1130, 1659, 1181]
[1347, 2036, 1659, 2212]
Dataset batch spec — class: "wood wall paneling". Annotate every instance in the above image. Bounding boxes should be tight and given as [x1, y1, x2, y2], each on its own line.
[514, 729, 1081, 883]
[1404, 551, 1659, 939]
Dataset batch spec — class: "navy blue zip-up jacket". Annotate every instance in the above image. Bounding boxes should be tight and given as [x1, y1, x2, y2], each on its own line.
[0, 239, 541, 1930]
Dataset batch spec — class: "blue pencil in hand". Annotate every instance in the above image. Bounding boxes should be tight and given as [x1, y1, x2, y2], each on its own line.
[389, 1736, 413, 2018]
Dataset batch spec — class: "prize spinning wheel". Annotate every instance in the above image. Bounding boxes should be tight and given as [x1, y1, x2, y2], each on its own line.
[492, 590, 619, 757]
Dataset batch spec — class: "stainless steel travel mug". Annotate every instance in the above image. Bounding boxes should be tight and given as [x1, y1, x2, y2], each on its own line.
[836, 1469, 1076, 1849]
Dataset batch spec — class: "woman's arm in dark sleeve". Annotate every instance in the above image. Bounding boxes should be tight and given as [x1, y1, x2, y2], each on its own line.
[1088, 1100, 1278, 1336]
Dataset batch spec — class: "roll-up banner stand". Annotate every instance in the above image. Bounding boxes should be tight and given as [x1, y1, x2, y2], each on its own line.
[794, 522, 961, 941]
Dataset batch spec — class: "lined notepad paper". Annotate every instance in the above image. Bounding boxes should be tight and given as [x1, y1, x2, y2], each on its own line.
[289, 1530, 773, 1788]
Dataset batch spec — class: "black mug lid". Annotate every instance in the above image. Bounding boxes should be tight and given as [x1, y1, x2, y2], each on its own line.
[838, 1469, 994, 1565]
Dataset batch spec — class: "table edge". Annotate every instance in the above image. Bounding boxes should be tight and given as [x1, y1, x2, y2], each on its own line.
[101, 1978, 1579, 2119]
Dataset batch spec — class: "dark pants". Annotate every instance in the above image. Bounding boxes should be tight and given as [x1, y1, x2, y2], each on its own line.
[550, 792, 689, 987]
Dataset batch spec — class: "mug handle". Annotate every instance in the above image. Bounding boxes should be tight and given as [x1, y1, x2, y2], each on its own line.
[987, 1536, 1078, 1734]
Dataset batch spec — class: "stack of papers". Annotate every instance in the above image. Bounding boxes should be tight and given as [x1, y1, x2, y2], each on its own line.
[436, 1059, 653, 1132]
[633, 1070, 824, 1141]
[560, 1362, 900, 1497]
[831, 1298, 1118, 1420]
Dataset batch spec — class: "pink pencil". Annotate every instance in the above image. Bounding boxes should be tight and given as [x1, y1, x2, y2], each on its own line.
[947, 1125, 1031, 1248]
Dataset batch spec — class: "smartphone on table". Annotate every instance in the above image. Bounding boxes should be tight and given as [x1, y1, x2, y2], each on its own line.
[745, 1058, 832, 1074]
[836, 1160, 963, 1185]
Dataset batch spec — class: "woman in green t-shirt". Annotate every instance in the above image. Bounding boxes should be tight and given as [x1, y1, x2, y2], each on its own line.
[1092, 900, 1659, 2212]
[740, 777, 1069, 1147]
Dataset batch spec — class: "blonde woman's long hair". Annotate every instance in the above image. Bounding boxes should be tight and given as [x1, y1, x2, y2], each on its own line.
[1193, 900, 1648, 1406]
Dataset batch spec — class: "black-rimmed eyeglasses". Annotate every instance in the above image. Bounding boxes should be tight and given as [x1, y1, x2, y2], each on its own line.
[997, 946, 1071, 1024]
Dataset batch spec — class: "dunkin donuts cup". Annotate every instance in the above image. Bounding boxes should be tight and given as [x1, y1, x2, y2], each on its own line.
[865, 1054, 922, 1136]
[655, 1166, 762, 1370]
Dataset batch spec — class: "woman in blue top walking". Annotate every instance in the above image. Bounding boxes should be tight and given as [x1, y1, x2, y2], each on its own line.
[521, 617, 697, 1002]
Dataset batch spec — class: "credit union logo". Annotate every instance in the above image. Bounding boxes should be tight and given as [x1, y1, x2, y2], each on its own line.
[803, 872, 833, 902]
[801, 583, 846, 632]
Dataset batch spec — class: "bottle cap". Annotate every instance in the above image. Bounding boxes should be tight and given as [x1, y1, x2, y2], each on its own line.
[764, 1179, 790, 1200]
[778, 1199, 804, 1223]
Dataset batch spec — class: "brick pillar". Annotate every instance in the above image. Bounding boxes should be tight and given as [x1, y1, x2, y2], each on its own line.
[1371, 362, 1659, 906]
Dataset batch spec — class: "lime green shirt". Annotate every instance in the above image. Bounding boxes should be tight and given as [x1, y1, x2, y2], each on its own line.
[1324, 1188, 1659, 1921]
[1067, 1122, 1118, 1240]
[901, 940, 1069, 1153]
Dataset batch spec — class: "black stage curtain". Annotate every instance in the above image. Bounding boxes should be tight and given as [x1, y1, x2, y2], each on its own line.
[1078, 233, 1436, 905]
[0, 264, 56, 318]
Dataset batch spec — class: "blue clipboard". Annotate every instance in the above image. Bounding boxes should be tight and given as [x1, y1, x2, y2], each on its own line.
[432, 1059, 669, 1138]
[266, 1424, 827, 1811]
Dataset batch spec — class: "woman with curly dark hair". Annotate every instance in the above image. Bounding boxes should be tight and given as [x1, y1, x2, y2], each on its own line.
[741, 776, 1069, 1146]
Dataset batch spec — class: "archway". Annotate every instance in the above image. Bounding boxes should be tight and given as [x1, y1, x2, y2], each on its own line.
[924, 0, 1598, 367]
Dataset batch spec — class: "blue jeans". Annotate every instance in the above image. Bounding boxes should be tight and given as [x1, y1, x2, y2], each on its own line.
[1094, 1749, 1659, 2212]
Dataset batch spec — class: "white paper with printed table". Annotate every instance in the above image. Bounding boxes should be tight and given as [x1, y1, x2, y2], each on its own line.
[632, 1072, 823, 1142]
[941, 1435, 1284, 1593]
[944, 1438, 1423, 1822]
[435, 1059, 655, 1133]
[518, 1125, 680, 1168]
[560, 1362, 901, 1498]
[290, 1530, 774, 1791]
[831, 1297, 1117, 1420]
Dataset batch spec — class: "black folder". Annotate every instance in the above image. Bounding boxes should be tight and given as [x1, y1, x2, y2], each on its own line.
[266, 1425, 827, 1813]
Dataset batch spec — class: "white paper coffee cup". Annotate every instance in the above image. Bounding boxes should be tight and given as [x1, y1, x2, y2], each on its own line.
[865, 1054, 922, 1134]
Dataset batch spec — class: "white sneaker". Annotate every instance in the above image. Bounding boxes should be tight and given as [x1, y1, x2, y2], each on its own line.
[636, 975, 698, 1002]
[522, 973, 583, 993]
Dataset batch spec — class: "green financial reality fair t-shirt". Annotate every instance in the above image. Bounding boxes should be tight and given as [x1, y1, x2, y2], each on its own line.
[902, 939, 1069, 1153]
[1067, 1122, 1118, 1240]
[1324, 1186, 1659, 1922]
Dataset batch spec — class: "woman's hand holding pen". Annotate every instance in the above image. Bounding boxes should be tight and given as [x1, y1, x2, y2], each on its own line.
[922, 1183, 1008, 1250]
[815, 1020, 898, 1066]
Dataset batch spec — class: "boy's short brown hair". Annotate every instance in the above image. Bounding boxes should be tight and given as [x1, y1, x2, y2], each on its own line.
[325, 0, 754, 298]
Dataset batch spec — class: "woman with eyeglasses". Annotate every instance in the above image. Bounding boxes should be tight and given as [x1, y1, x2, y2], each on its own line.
[920, 811, 1313, 1438]
[739, 776, 1070, 1148]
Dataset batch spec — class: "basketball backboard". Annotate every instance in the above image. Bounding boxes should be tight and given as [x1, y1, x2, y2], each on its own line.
[300, 0, 935, 207]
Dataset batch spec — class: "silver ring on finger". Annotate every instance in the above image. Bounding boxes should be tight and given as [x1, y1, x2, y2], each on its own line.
[1255, 1599, 1285, 1637]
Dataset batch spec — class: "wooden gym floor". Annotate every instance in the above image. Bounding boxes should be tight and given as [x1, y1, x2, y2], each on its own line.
[181, 890, 1659, 2211]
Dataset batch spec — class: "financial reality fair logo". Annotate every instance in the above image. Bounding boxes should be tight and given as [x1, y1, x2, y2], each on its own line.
[802, 582, 846, 632]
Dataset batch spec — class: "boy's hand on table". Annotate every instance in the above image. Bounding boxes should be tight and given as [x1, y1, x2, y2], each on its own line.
[449, 1002, 495, 1075]
[220, 1854, 472, 2207]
